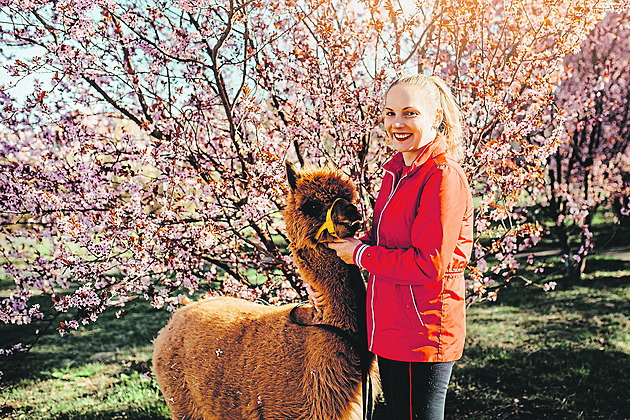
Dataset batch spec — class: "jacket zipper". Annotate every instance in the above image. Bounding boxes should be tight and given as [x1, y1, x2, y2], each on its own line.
[369, 169, 410, 350]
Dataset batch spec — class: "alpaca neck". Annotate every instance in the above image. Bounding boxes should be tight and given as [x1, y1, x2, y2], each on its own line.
[295, 245, 367, 336]
[319, 272, 365, 335]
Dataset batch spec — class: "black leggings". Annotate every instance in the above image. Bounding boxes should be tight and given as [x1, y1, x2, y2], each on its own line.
[378, 357, 454, 420]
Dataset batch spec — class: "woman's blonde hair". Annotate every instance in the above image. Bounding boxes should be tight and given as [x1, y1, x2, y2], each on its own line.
[387, 74, 464, 160]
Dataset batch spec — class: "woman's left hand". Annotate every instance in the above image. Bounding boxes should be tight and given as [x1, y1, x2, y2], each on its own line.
[328, 238, 362, 265]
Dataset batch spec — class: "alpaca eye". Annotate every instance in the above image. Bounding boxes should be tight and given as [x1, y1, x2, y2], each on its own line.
[300, 201, 322, 218]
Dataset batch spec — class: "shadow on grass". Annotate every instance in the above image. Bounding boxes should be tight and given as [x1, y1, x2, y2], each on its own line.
[449, 346, 630, 420]
[496, 262, 630, 312]
[450, 264, 630, 419]
[0, 298, 171, 385]
[583, 257, 630, 273]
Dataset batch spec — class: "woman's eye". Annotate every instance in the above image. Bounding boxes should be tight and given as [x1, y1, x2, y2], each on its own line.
[405, 111, 417, 117]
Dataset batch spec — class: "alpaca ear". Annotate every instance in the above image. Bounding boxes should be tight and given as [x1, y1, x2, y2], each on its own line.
[286, 162, 300, 192]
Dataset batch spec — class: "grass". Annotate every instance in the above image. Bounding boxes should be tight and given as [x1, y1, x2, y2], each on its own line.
[0, 301, 172, 420]
[448, 258, 630, 419]
[1, 257, 629, 419]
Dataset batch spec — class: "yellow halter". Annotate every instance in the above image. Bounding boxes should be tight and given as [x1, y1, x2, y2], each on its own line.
[315, 198, 342, 241]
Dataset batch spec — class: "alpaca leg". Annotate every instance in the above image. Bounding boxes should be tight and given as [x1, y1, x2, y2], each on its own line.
[153, 355, 203, 420]
[153, 324, 203, 420]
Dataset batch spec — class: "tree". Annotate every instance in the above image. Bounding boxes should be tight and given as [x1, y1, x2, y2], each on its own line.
[538, 10, 630, 280]
[0, 0, 624, 367]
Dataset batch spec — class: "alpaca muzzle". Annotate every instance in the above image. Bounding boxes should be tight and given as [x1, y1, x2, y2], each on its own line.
[315, 198, 342, 241]
[315, 198, 361, 241]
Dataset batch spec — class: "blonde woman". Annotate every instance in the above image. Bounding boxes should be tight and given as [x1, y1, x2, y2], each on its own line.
[329, 74, 474, 419]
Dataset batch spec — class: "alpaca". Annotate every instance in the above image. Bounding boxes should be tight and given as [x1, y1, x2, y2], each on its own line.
[152, 163, 376, 420]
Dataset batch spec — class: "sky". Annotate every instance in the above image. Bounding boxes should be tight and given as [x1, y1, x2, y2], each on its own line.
[1, 42, 51, 104]
[0, 0, 422, 104]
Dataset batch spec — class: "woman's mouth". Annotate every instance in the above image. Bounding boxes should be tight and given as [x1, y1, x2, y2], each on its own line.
[392, 132, 412, 141]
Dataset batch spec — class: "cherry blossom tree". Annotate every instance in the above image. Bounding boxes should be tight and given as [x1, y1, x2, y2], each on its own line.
[418, 1, 627, 300]
[0, 0, 626, 369]
[536, 11, 630, 280]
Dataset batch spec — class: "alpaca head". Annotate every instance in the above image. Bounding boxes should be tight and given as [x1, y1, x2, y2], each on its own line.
[284, 163, 361, 251]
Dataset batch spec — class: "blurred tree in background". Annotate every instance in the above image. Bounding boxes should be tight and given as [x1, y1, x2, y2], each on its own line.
[540, 10, 630, 279]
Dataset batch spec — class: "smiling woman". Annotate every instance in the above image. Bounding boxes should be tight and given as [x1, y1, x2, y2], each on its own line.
[326, 73, 473, 420]
[383, 74, 464, 163]
[383, 83, 443, 165]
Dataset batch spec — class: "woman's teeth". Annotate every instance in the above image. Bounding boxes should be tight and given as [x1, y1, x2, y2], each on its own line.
[393, 132, 412, 140]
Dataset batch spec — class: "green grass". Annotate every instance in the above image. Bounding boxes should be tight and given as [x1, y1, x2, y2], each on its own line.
[1, 257, 629, 419]
[448, 258, 630, 419]
[0, 301, 172, 420]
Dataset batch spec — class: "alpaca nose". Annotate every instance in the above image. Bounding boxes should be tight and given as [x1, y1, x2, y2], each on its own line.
[343, 203, 361, 224]
[333, 202, 362, 237]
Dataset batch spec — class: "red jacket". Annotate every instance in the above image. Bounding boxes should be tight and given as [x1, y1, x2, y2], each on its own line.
[353, 137, 474, 362]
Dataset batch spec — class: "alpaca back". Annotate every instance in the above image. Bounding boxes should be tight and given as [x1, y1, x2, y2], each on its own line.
[152, 297, 365, 420]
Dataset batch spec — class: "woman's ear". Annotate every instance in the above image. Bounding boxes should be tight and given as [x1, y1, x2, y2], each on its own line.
[433, 109, 444, 130]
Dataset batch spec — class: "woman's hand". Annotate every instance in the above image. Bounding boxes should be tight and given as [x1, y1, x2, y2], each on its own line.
[328, 238, 362, 265]
[304, 283, 326, 312]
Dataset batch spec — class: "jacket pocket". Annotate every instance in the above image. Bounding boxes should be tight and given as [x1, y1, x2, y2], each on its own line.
[397, 285, 425, 329]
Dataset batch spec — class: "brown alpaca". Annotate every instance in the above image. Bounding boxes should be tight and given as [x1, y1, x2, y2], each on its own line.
[152, 163, 376, 420]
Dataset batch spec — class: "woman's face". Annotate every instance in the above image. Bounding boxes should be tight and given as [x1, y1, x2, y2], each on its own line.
[383, 83, 442, 165]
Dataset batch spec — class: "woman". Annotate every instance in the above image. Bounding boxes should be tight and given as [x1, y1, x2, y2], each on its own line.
[326, 74, 474, 419]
